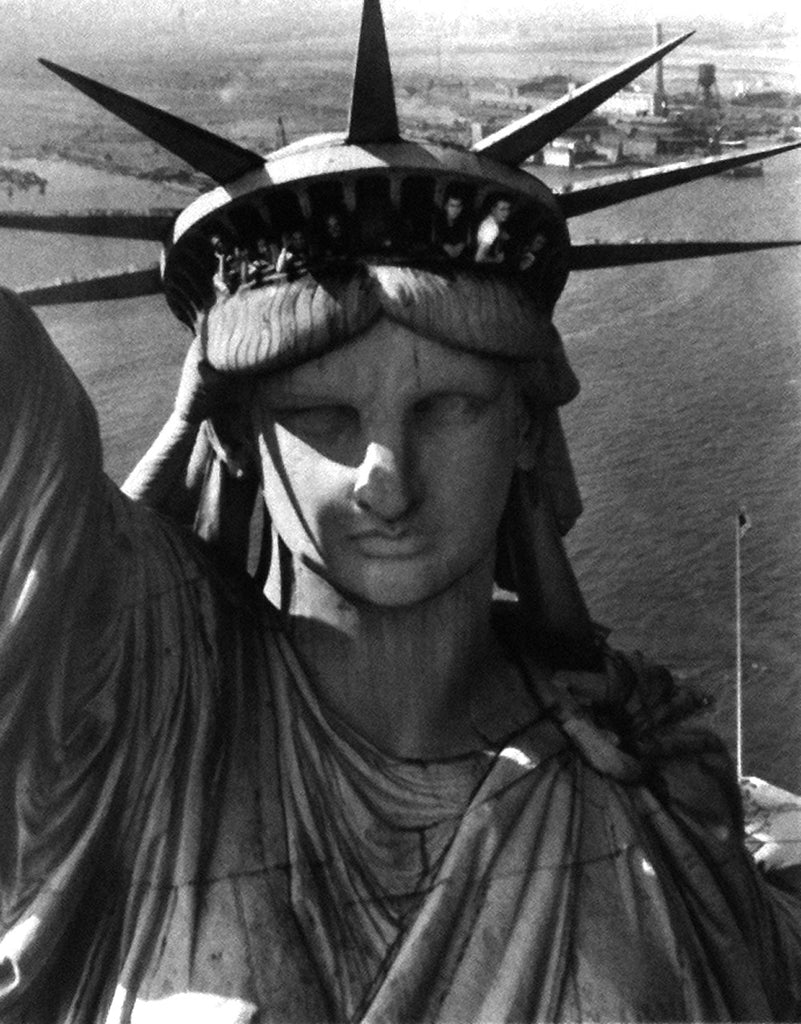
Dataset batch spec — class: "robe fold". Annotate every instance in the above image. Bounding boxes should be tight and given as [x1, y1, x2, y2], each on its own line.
[2, 288, 801, 1023]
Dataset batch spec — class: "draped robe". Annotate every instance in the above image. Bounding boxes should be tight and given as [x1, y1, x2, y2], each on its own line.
[2, 288, 801, 1023]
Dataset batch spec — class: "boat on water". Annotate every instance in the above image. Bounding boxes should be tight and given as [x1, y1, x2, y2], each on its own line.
[742, 776, 801, 873]
[708, 138, 765, 177]
[722, 161, 765, 178]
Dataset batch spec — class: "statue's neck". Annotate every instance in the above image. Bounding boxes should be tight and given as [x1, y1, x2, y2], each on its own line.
[278, 555, 505, 759]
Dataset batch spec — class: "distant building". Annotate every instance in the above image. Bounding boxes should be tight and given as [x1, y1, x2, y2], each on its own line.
[608, 117, 706, 160]
[731, 90, 793, 108]
[517, 74, 576, 99]
[470, 73, 582, 112]
[598, 88, 658, 119]
[468, 82, 533, 111]
[542, 136, 601, 168]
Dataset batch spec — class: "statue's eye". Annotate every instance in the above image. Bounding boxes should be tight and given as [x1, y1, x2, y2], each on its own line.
[413, 393, 490, 428]
[274, 405, 358, 439]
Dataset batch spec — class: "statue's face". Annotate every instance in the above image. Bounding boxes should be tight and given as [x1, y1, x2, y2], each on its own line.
[252, 319, 535, 607]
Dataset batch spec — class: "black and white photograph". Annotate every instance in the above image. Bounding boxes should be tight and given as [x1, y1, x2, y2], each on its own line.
[1, 0, 800, 1019]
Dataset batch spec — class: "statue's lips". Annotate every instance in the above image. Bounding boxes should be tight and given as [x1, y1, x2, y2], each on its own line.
[348, 529, 426, 558]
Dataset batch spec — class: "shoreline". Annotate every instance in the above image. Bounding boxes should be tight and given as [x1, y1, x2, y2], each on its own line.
[0, 150, 199, 218]
[0, 147, 202, 191]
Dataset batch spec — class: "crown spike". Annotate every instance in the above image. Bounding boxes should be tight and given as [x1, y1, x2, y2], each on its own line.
[346, 0, 400, 144]
[559, 141, 801, 218]
[472, 31, 694, 166]
[571, 239, 801, 271]
[39, 59, 264, 185]
[0, 209, 175, 241]
[19, 266, 163, 306]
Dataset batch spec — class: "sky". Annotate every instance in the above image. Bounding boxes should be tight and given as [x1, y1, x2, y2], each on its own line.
[3, 0, 798, 28]
[0, 0, 797, 66]
[392, 0, 797, 17]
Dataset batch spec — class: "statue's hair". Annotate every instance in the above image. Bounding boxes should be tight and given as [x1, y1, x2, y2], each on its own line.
[201, 263, 574, 410]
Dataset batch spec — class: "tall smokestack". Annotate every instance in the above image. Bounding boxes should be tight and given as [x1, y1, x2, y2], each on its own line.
[654, 22, 667, 115]
[655, 21, 667, 114]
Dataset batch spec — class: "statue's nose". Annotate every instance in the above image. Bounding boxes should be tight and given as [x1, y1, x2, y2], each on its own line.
[352, 441, 414, 523]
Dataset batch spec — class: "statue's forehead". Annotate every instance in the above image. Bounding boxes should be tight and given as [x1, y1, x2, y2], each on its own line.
[203, 264, 555, 374]
[255, 317, 512, 397]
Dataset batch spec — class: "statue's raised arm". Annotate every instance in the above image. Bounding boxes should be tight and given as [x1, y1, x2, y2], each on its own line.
[0, 288, 105, 673]
[0, 290, 279, 1018]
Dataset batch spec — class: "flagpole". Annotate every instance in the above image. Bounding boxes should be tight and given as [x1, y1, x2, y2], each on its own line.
[735, 511, 743, 779]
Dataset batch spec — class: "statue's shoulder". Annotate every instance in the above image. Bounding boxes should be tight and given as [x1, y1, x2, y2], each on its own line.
[526, 641, 745, 846]
[492, 596, 718, 770]
[500, 606, 732, 791]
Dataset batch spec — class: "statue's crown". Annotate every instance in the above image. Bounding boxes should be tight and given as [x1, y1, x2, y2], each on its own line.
[36, 0, 799, 326]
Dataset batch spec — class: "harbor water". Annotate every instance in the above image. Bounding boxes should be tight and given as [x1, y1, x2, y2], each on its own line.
[2, 151, 800, 789]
